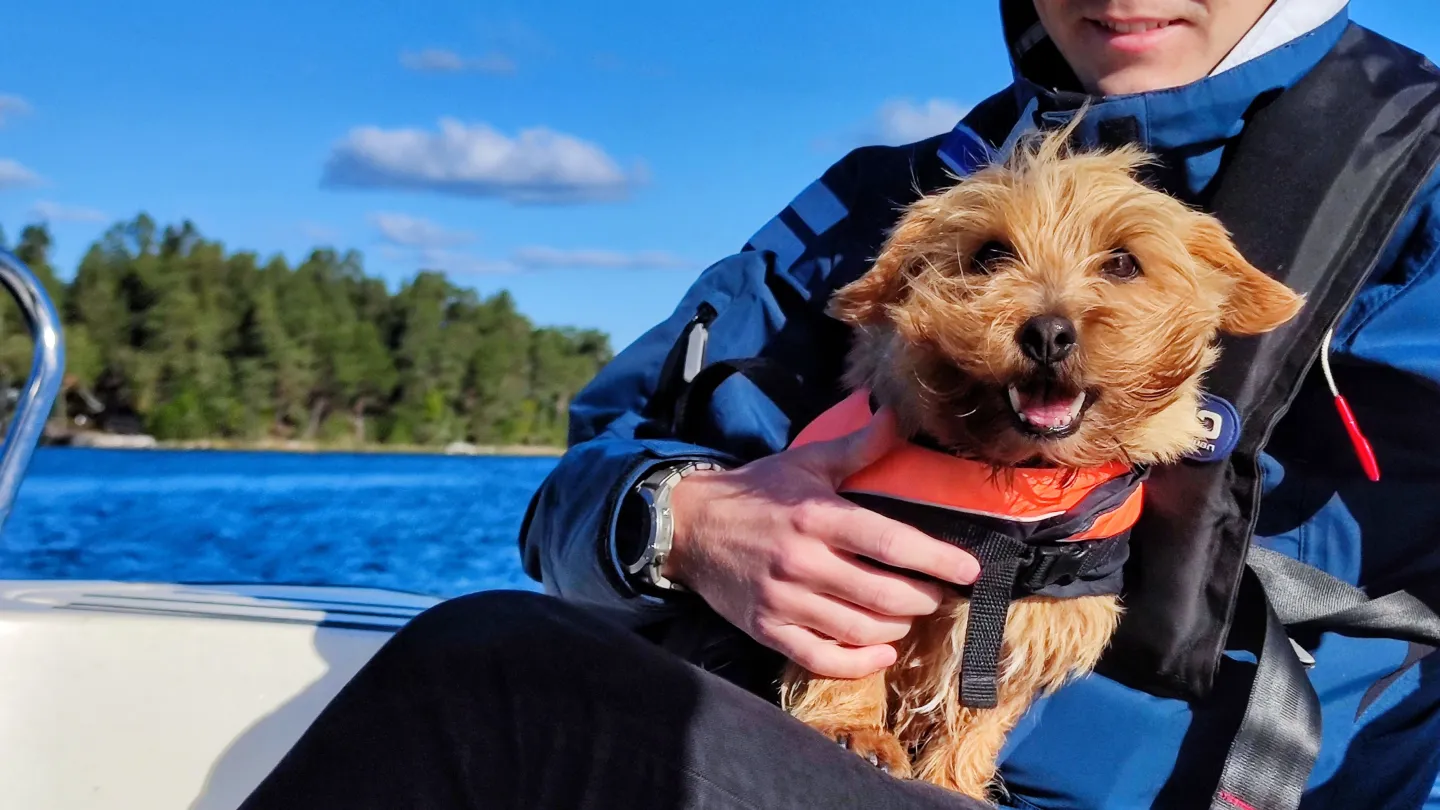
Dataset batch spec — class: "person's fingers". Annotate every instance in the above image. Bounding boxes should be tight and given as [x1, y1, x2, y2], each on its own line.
[772, 542, 946, 617]
[775, 588, 915, 647]
[760, 623, 897, 679]
[797, 405, 901, 487]
[793, 500, 981, 587]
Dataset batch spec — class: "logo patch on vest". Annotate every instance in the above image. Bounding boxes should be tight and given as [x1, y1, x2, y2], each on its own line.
[1188, 393, 1241, 462]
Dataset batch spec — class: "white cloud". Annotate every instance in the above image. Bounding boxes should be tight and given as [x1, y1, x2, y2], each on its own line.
[378, 243, 688, 276]
[590, 52, 670, 78]
[0, 95, 31, 128]
[400, 48, 516, 75]
[812, 98, 972, 157]
[376, 242, 512, 276]
[480, 19, 554, 59]
[871, 98, 970, 145]
[367, 212, 476, 249]
[30, 200, 107, 223]
[417, 248, 516, 275]
[321, 118, 639, 204]
[401, 48, 465, 71]
[0, 159, 41, 189]
[298, 222, 341, 242]
[511, 246, 688, 271]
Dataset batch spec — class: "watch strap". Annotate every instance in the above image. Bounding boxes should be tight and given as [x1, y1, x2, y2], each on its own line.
[625, 460, 720, 593]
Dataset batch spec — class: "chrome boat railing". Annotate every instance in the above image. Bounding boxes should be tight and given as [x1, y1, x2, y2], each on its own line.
[0, 249, 64, 534]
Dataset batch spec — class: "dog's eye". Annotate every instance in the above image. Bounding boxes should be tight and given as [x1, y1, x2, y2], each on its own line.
[972, 241, 1013, 274]
[1101, 250, 1141, 280]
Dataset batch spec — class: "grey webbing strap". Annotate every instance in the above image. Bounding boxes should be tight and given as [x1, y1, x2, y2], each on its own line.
[1210, 567, 1322, 810]
[1248, 545, 1440, 644]
[1211, 547, 1440, 810]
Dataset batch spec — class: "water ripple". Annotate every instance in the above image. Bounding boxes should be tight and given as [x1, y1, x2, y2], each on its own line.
[0, 448, 556, 598]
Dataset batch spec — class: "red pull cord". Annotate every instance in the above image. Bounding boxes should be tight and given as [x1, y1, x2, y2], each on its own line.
[1321, 329, 1381, 482]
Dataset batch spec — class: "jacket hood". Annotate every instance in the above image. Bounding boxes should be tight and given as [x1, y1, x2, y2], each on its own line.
[1000, 0, 1083, 92]
[986, 1, 1351, 199]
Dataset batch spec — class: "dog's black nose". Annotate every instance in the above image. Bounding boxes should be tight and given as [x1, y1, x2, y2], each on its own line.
[1019, 315, 1077, 366]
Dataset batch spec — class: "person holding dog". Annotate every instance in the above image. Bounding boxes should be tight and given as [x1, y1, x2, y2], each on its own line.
[241, 2, 1440, 808]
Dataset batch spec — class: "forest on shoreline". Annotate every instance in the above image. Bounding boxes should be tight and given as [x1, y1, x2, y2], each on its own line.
[0, 215, 612, 449]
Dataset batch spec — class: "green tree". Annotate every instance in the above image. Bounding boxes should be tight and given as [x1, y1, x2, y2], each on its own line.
[0, 213, 613, 448]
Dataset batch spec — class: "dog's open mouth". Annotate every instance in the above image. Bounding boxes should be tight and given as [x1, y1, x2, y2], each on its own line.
[1006, 383, 1088, 439]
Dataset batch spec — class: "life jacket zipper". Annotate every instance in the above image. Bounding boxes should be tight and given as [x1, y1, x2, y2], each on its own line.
[682, 302, 717, 384]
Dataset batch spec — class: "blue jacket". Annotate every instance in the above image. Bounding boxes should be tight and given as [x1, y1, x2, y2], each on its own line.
[520, 5, 1440, 808]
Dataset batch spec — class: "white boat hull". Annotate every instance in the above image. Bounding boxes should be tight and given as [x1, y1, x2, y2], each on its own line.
[0, 580, 440, 810]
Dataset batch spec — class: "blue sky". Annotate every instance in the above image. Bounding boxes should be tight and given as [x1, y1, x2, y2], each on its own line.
[1, 1, 1436, 350]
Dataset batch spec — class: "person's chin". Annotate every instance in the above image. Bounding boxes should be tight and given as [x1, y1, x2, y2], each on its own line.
[1088, 61, 1204, 96]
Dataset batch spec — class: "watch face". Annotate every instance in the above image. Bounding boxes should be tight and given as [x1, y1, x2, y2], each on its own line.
[615, 488, 654, 570]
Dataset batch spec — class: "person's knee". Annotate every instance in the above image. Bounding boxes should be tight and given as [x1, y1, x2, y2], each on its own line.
[395, 589, 652, 666]
[396, 589, 569, 650]
[385, 589, 669, 683]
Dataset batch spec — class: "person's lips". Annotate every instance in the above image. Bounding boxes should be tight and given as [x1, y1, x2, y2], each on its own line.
[1083, 17, 1186, 53]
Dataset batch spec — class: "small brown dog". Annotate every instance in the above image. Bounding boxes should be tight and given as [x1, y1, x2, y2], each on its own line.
[779, 128, 1304, 801]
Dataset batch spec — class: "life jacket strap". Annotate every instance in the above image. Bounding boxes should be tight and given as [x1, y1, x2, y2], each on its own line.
[843, 492, 1132, 596]
[1014, 535, 1129, 594]
[845, 500, 1130, 709]
[940, 527, 1130, 708]
[958, 531, 1132, 708]
[960, 525, 1029, 709]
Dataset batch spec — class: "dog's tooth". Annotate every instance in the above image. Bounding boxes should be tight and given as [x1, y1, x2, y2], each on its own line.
[1007, 385, 1023, 414]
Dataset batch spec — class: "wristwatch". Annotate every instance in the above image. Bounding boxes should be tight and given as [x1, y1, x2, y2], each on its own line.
[615, 460, 721, 595]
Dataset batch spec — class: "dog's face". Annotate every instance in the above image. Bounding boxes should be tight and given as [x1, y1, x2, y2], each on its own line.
[830, 133, 1303, 469]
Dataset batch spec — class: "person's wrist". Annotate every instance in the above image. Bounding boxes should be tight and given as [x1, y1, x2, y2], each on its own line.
[661, 466, 722, 588]
[615, 459, 724, 597]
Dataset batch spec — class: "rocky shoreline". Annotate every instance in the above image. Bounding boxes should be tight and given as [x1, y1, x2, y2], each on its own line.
[46, 431, 564, 457]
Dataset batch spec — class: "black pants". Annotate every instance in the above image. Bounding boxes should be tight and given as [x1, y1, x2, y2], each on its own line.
[238, 590, 988, 810]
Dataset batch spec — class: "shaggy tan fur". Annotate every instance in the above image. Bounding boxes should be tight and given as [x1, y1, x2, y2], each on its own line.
[779, 126, 1304, 802]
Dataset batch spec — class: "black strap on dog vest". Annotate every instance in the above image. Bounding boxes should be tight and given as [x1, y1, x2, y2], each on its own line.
[960, 533, 1130, 708]
[956, 528, 1026, 708]
[843, 490, 1134, 709]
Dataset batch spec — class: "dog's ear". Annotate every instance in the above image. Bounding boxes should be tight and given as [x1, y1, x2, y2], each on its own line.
[827, 249, 911, 327]
[827, 209, 936, 327]
[1188, 217, 1305, 336]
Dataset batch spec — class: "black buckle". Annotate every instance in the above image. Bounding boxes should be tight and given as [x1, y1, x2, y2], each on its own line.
[1016, 543, 1092, 592]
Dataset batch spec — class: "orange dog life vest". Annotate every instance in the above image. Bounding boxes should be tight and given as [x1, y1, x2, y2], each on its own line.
[790, 389, 1148, 708]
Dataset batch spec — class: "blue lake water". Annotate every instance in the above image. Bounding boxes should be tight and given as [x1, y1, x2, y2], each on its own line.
[0, 448, 554, 598]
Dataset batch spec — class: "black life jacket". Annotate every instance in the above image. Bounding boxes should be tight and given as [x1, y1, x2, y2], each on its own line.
[653, 23, 1440, 810]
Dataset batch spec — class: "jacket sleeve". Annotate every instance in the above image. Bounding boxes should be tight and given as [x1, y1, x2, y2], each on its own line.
[516, 251, 761, 615]
[516, 158, 868, 617]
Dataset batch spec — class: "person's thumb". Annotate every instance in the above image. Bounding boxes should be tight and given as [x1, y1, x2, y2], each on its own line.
[807, 405, 900, 487]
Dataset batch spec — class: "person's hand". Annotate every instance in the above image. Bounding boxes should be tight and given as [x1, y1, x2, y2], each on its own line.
[664, 407, 980, 679]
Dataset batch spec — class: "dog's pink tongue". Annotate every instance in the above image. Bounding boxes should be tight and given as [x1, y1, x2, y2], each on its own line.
[1018, 391, 1076, 428]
